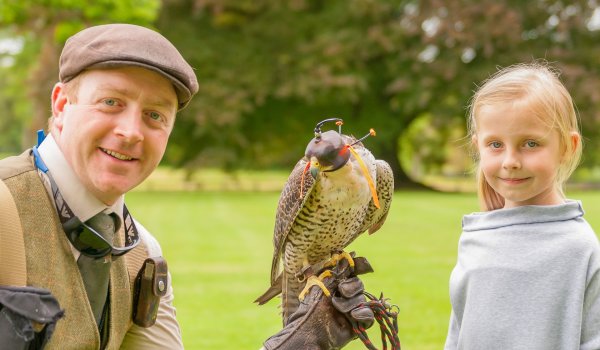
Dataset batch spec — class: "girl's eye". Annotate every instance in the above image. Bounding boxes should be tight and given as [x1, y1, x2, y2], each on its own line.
[489, 141, 502, 149]
[525, 140, 538, 148]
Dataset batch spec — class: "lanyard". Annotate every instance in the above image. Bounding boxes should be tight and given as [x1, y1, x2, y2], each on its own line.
[31, 141, 140, 256]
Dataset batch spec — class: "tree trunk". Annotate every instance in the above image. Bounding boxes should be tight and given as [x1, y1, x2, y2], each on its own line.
[23, 27, 59, 148]
[349, 97, 434, 191]
[378, 138, 433, 191]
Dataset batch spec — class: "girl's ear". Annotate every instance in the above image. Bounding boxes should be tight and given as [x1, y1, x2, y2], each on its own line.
[562, 131, 581, 162]
[50, 83, 69, 132]
[569, 132, 581, 153]
[471, 135, 479, 149]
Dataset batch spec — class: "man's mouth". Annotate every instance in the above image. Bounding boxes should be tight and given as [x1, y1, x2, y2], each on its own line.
[100, 147, 134, 161]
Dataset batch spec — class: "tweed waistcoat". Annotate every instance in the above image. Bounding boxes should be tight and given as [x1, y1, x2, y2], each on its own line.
[0, 151, 142, 349]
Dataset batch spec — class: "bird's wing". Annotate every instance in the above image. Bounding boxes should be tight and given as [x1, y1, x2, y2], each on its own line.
[358, 159, 394, 235]
[269, 157, 315, 285]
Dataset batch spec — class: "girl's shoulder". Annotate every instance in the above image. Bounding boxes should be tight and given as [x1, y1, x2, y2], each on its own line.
[462, 200, 584, 232]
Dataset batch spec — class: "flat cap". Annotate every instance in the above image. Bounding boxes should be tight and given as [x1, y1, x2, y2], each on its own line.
[59, 23, 198, 110]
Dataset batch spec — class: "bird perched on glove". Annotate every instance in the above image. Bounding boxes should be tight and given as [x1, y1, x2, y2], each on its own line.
[256, 118, 394, 325]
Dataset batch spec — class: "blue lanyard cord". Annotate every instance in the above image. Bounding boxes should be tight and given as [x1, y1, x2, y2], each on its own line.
[32, 146, 49, 173]
[31, 144, 140, 256]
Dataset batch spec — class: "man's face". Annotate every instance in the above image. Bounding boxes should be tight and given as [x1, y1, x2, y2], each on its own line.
[51, 66, 178, 205]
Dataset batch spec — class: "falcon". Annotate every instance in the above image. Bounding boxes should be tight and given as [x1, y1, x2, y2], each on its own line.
[255, 118, 394, 324]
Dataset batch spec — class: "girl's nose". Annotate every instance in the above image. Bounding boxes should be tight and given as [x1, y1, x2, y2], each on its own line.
[502, 149, 521, 170]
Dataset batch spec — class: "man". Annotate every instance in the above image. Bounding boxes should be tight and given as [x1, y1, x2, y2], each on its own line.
[0, 23, 386, 350]
[0, 23, 196, 349]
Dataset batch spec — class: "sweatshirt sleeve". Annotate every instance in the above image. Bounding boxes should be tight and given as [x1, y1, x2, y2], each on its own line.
[581, 260, 600, 349]
[444, 310, 459, 350]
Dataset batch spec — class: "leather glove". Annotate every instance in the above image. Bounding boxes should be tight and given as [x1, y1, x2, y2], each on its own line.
[263, 254, 376, 350]
[0, 286, 64, 350]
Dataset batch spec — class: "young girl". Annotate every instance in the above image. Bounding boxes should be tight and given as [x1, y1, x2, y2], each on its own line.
[444, 63, 600, 349]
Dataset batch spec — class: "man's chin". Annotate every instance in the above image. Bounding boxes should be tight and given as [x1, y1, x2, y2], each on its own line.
[92, 178, 143, 203]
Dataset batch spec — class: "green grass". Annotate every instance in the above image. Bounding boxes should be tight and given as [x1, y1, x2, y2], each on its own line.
[125, 190, 600, 349]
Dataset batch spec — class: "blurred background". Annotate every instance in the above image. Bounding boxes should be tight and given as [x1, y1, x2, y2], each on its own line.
[2, 1, 600, 349]
[2, 0, 600, 189]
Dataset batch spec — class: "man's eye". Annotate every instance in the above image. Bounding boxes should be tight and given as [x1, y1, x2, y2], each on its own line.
[103, 98, 117, 106]
[149, 111, 162, 121]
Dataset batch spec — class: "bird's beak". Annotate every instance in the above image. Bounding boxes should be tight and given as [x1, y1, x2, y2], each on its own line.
[310, 166, 319, 179]
[309, 157, 320, 179]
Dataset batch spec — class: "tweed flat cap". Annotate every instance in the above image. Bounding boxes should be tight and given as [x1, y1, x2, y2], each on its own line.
[59, 23, 198, 110]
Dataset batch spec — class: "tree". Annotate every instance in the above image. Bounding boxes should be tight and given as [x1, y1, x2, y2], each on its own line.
[157, 0, 600, 188]
[2, 0, 599, 188]
[0, 0, 160, 149]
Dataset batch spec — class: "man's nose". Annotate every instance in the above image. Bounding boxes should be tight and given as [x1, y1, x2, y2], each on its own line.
[114, 109, 144, 143]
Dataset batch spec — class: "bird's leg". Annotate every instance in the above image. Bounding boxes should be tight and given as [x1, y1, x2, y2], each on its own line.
[294, 264, 312, 283]
[323, 250, 355, 270]
[298, 270, 333, 301]
[296, 256, 335, 301]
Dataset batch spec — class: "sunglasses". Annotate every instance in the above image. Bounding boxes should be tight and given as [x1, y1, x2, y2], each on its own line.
[63, 215, 140, 258]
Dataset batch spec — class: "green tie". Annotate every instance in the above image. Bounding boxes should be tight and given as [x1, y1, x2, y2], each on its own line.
[77, 212, 118, 326]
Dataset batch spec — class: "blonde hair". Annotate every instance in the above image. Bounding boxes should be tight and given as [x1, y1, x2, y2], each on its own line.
[467, 62, 582, 211]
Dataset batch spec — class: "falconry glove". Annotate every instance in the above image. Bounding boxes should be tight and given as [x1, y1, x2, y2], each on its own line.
[0, 286, 64, 350]
[263, 256, 375, 350]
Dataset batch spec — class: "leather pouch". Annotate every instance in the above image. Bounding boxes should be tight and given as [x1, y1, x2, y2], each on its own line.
[132, 257, 168, 327]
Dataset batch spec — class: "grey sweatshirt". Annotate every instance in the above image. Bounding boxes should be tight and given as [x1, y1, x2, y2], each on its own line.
[444, 201, 600, 350]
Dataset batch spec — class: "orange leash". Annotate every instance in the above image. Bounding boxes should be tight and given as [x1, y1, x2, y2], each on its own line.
[348, 145, 380, 209]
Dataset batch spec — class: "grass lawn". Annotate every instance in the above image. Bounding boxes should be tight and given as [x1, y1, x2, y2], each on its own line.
[125, 190, 600, 349]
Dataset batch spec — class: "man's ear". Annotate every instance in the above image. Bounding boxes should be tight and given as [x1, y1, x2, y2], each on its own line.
[50, 83, 69, 131]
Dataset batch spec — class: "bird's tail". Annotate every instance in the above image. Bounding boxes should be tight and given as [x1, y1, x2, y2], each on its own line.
[281, 271, 303, 325]
[254, 274, 282, 305]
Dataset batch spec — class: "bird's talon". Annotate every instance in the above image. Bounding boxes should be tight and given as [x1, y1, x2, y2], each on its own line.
[325, 251, 355, 269]
[318, 269, 333, 280]
[298, 274, 331, 300]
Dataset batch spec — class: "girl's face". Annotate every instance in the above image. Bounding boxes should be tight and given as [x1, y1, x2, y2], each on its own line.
[473, 102, 565, 208]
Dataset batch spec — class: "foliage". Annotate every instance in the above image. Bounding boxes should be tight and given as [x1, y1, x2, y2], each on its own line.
[156, 0, 600, 188]
[0, 0, 160, 149]
[1, 0, 600, 187]
[399, 113, 465, 179]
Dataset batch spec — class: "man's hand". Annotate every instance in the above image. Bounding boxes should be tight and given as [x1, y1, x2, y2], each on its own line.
[262, 254, 377, 350]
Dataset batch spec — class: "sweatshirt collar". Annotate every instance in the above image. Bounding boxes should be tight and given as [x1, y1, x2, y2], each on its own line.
[462, 200, 584, 232]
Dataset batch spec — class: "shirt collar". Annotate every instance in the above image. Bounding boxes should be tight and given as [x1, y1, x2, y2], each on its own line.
[37, 133, 124, 222]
